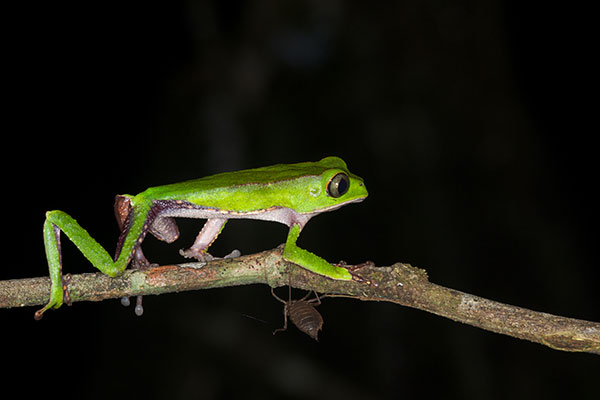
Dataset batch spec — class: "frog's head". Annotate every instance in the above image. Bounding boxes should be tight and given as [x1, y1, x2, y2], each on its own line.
[299, 156, 368, 214]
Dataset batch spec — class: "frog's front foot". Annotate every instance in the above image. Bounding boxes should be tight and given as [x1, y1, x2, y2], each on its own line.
[179, 248, 216, 261]
[179, 248, 241, 261]
[339, 261, 377, 285]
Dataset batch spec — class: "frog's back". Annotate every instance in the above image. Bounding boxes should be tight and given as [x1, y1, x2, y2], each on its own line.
[136, 159, 346, 212]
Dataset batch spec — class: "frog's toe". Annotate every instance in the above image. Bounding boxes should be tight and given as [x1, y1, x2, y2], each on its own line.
[223, 249, 241, 259]
[179, 248, 215, 261]
[34, 305, 51, 320]
[34, 290, 63, 320]
[134, 296, 144, 316]
[62, 273, 72, 306]
[121, 295, 144, 316]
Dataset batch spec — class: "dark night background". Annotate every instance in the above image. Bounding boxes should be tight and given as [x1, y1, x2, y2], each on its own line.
[3, 1, 598, 399]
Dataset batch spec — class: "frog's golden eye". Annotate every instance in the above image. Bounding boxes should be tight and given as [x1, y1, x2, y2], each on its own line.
[327, 173, 349, 198]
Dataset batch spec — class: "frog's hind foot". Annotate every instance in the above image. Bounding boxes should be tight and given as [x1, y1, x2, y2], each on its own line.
[120, 248, 154, 317]
[34, 272, 73, 320]
[62, 273, 73, 306]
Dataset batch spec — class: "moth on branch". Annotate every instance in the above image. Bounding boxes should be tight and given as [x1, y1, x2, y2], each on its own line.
[0, 248, 598, 355]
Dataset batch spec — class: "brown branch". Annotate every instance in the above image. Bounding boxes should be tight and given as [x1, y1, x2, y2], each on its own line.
[1, 247, 598, 355]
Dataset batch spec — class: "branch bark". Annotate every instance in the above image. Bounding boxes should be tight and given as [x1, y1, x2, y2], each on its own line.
[1, 247, 598, 355]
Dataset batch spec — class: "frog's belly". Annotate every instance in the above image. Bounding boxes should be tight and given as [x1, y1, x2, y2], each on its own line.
[153, 199, 314, 228]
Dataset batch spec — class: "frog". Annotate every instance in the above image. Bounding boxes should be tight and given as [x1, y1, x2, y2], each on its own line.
[36, 156, 368, 319]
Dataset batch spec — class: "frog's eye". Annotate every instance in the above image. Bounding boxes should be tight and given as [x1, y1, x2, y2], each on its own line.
[327, 173, 350, 198]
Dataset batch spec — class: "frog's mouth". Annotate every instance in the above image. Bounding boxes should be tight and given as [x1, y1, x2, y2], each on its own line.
[321, 195, 367, 211]
[297, 195, 366, 220]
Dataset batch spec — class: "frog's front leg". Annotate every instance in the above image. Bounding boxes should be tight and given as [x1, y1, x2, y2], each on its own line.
[282, 224, 352, 280]
[179, 218, 228, 261]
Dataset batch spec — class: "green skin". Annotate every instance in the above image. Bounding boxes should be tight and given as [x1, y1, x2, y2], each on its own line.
[37, 156, 368, 319]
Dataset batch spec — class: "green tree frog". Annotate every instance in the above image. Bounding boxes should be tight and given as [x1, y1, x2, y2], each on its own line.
[37, 156, 368, 319]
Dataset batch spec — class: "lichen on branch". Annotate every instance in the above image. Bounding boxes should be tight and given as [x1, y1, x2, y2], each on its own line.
[0, 247, 598, 355]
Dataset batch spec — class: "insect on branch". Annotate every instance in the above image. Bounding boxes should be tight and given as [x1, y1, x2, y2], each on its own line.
[271, 286, 324, 341]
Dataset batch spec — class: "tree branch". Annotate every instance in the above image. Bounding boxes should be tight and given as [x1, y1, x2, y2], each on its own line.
[1, 246, 598, 355]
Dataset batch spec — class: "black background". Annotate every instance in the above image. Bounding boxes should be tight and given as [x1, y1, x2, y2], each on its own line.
[3, 2, 598, 399]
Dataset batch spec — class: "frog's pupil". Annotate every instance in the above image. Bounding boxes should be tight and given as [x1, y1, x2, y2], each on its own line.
[328, 173, 349, 197]
[337, 176, 348, 195]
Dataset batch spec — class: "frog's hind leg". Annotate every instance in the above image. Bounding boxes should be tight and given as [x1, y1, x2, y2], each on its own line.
[36, 209, 135, 319]
[115, 196, 179, 316]
[179, 218, 229, 261]
[35, 220, 70, 320]
[120, 248, 153, 316]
